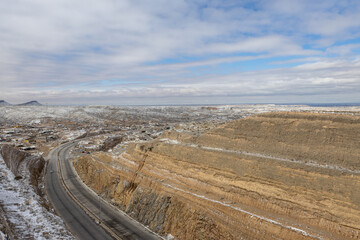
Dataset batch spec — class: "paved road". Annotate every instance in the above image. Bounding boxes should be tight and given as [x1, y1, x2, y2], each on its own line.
[45, 141, 160, 240]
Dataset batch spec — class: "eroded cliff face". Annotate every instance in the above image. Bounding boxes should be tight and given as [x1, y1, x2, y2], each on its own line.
[1, 144, 28, 177]
[1, 144, 46, 194]
[74, 112, 360, 240]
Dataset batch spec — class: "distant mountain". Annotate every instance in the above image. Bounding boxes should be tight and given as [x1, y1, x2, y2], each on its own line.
[17, 101, 42, 106]
[0, 100, 11, 106]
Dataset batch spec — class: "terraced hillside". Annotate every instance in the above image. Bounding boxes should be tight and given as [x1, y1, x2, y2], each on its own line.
[74, 112, 360, 240]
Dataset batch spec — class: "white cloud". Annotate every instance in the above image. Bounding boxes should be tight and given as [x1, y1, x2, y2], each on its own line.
[326, 43, 360, 56]
[0, 0, 359, 104]
[199, 35, 320, 56]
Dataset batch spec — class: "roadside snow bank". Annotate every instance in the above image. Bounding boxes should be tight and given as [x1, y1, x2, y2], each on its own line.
[0, 154, 74, 239]
[0, 230, 6, 239]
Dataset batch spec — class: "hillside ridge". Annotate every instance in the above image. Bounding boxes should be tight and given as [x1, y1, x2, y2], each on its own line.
[0, 100, 42, 106]
[73, 111, 360, 240]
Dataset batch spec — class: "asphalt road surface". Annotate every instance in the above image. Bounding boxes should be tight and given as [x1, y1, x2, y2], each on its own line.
[45, 141, 160, 240]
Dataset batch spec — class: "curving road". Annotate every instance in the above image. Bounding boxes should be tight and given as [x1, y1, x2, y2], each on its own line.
[45, 141, 160, 240]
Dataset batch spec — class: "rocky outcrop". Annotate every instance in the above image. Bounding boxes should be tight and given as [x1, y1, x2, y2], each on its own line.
[1, 145, 29, 178]
[1, 145, 46, 194]
[26, 155, 46, 189]
[98, 136, 123, 152]
[74, 112, 360, 240]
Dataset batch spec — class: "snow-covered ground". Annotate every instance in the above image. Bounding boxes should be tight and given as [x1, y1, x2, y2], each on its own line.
[0, 230, 6, 240]
[0, 155, 74, 240]
[1, 104, 359, 125]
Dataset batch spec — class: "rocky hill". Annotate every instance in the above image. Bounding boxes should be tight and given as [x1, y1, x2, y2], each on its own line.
[0, 100, 42, 106]
[17, 100, 42, 106]
[74, 112, 360, 240]
[0, 100, 10, 106]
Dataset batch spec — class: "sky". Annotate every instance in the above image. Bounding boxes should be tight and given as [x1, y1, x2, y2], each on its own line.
[1, 0, 360, 105]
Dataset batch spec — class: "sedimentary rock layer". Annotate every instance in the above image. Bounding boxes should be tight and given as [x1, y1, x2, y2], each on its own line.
[74, 112, 360, 240]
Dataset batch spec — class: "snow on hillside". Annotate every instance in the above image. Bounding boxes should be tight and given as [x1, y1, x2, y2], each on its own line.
[0, 104, 359, 125]
[0, 155, 74, 239]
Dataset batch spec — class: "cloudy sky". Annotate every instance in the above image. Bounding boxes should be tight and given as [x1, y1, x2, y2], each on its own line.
[1, 0, 360, 105]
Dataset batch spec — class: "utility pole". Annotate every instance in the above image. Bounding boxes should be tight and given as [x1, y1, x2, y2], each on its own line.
[96, 169, 103, 224]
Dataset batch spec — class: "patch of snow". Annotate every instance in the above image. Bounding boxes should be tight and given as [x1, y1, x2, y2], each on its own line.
[63, 129, 86, 141]
[79, 140, 90, 145]
[0, 230, 6, 240]
[118, 153, 137, 166]
[0, 154, 74, 239]
[29, 119, 41, 124]
[160, 138, 181, 145]
[84, 145, 98, 150]
[166, 233, 175, 240]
